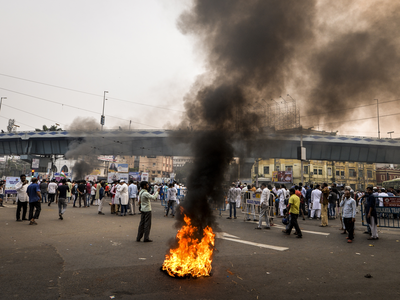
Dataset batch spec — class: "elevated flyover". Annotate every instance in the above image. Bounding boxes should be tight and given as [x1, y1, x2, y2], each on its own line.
[0, 129, 399, 163]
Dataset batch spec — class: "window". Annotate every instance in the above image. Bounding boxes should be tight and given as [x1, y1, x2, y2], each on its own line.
[276, 166, 280, 172]
[304, 166, 309, 175]
[381, 175, 385, 180]
[314, 169, 318, 175]
[336, 171, 340, 176]
[349, 169, 356, 177]
[254, 166, 258, 174]
[318, 169, 323, 175]
[359, 170, 364, 178]
[157, 171, 161, 174]
[152, 171, 155, 174]
[341, 171, 345, 177]
[327, 168, 332, 176]
[263, 166, 269, 174]
[153, 163, 156, 167]
[285, 166, 293, 172]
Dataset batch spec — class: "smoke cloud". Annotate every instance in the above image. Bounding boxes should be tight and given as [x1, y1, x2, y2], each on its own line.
[172, 0, 318, 233]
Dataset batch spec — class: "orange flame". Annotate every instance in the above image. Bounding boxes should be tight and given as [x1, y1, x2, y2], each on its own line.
[162, 214, 215, 278]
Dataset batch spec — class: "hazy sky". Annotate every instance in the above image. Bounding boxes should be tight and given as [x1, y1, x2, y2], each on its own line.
[0, 0, 398, 138]
[0, 0, 203, 131]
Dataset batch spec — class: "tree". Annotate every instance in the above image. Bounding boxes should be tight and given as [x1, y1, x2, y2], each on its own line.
[35, 124, 62, 132]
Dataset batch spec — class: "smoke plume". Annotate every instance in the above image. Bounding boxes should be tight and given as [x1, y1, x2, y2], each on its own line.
[172, 0, 318, 233]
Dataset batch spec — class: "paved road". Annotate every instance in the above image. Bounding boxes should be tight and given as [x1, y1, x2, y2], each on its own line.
[1, 199, 400, 300]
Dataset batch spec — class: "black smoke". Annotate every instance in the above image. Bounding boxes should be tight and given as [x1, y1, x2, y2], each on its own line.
[172, 0, 317, 234]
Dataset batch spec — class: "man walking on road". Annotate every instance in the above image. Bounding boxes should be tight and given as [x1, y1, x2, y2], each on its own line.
[57, 179, 69, 220]
[256, 183, 270, 229]
[284, 188, 302, 238]
[27, 178, 42, 225]
[15, 174, 29, 221]
[136, 181, 159, 242]
[40, 179, 48, 203]
[340, 190, 356, 243]
[48, 179, 57, 206]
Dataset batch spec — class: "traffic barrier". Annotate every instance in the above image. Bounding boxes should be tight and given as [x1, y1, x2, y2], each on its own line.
[361, 196, 400, 228]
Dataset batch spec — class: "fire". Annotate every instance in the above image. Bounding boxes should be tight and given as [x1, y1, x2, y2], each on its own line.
[162, 214, 215, 278]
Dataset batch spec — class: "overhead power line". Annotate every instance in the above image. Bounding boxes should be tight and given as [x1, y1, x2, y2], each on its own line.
[0, 73, 185, 113]
[0, 87, 158, 128]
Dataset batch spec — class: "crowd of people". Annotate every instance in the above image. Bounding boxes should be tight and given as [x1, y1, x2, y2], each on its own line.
[5, 175, 184, 243]
[227, 181, 399, 243]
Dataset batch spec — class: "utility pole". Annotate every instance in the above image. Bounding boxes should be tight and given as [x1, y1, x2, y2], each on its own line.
[375, 99, 380, 139]
[101, 91, 108, 130]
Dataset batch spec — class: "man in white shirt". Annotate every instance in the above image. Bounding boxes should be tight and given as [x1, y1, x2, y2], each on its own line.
[277, 184, 286, 217]
[128, 180, 138, 215]
[47, 179, 58, 207]
[16, 174, 30, 221]
[227, 183, 238, 219]
[256, 183, 271, 229]
[165, 183, 177, 217]
[378, 188, 388, 207]
[310, 184, 322, 219]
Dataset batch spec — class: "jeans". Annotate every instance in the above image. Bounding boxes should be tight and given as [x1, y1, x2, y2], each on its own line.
[86, 194, 91, 207]
[58, 198, 67, 215]
[28, 201, 41, 220]
[328, 203, 336, 217]
[165, 200, 175, 216]
[16, 200, 28, 220]
[287, 213, 302, 237]
[229, 202, 236, 218]
[120, 204, 128, 215]
[41, 192, 48, 203]
[137, 211, 152, 241]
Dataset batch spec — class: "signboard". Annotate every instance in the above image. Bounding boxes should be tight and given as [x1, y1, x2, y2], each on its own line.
[376, 207, 400, 214]
[246, 192, 260, 206]
[32, 158, 40, 169]
[141, 172, 149, 182]
[383, 197, 400, 207]
[85, 175, 98, 182]
[272, 171, 292, 183]
[129, 172, 141, 181]
[98, 155, 116, 162]
[119, 173, 129, 182]
[108, 172, 119, 183]
[5, 177, 20, 194]
[108, 163, 128, 173]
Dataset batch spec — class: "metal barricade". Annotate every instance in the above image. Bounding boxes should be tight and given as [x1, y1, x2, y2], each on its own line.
[361, 196, 400, 228]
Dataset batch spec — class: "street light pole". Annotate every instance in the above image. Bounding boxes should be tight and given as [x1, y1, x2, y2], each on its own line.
[0, 97, 7, 112]
[101, 91, 108, 131]
[388, 131, 394, 139]
[375, 99, 380, 139]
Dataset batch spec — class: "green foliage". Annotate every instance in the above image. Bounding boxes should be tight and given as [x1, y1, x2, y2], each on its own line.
[35, 124, 62, 132]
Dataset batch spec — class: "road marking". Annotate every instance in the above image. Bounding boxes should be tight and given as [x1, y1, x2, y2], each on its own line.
[218, 236, 289, 251]
[215, 232, 289, 251]
[215, 232, 240, 239]
[273, 224, 330, 236]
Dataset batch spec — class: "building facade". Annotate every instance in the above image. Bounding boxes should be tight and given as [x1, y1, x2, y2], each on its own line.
[376, 167, 400, 185]
[252, 158, 376, 190]
[173, 156, 194, 169]
[139, 156, 173, 182]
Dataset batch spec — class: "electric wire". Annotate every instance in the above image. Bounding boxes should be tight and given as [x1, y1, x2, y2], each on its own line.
[0, 87, 159, 128]
[0, 73, 185, 113]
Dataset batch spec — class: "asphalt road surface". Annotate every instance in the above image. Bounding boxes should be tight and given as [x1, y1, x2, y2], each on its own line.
[1, 198, 400, 300]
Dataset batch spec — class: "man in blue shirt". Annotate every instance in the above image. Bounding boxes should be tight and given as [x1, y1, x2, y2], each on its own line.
[26, 177, 42, 225]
